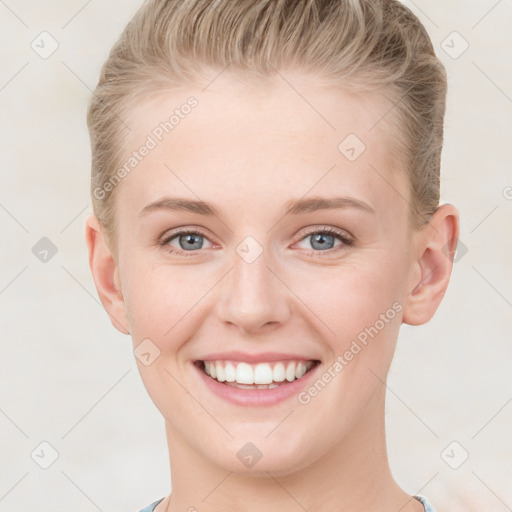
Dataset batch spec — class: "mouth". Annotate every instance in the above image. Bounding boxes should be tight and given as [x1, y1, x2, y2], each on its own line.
[193, 359, 321, 390]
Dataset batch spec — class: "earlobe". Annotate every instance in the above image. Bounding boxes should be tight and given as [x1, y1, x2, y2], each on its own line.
[84, 214, 130, 334]
[402, 204, 460, 326]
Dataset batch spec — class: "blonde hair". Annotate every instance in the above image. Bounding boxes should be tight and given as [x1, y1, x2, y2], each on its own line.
[87, 0, 447, 243]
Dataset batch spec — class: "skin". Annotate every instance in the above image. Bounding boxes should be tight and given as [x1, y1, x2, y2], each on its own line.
[85, 71, 459, 512]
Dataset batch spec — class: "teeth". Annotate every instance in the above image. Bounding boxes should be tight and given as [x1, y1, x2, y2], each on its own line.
[285, 362, 296, 382]
[225, 382, 282, 389]
[236, 362, 253, 384]
[224, 362, 236, 382]
[202, 360, 316, 386]
[273, 362, 286, 382]
[216, 363, 225, 382]
[254, 363, 273, 384]
[295, 362, 307, 379]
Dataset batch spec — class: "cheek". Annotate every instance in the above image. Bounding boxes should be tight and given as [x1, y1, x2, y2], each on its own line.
[120, 234, 408, 359]
[121, 258, 214, 343]
[290, 256, 404, 340]
[290, 262, 404, 421]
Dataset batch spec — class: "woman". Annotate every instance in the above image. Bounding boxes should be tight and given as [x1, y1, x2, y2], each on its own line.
[85, 1, 458, 510]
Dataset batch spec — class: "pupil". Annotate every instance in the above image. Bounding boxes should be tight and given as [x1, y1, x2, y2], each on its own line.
[312, 233, 334, 250]
[180, 234, 203, 250]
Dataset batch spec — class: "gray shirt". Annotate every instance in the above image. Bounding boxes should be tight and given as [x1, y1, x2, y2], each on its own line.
[139, 494, 436, 511]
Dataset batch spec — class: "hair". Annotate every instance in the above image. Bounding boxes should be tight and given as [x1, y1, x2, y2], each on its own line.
[87, 0, 447, 246]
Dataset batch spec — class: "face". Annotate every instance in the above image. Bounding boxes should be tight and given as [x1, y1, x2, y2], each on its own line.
[105, 72, 422, 475]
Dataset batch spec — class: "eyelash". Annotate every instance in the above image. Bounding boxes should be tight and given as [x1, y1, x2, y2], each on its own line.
[299, 226, 354, 256]
[159, 226, 354, 257]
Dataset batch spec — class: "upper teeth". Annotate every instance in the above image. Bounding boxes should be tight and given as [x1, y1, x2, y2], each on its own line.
[203, 360, 315, 385]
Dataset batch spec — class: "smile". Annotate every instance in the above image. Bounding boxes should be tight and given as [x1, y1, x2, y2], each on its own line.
[199, 359, 318, 389]
[192, 358, 321, 406]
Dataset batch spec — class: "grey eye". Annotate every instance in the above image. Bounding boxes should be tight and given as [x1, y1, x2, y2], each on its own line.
[309, 233, 336, 250]
[164, 231, 213, 252]
[178, 233, 204, 250]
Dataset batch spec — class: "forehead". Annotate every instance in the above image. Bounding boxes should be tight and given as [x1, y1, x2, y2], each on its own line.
[117, 72, 409, 221]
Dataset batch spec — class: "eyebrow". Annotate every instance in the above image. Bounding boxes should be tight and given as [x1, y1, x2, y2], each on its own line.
[139, 195, 375, 218]
[140, 198, 219, 217]
[283, 196, 375, 215]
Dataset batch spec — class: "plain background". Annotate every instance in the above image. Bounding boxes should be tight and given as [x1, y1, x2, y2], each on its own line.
[1, 1, 511, 511]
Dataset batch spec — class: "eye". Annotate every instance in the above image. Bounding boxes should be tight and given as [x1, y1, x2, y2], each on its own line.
[158, 226, 353, 257]
[295, 226, 354, 254]
[160, 229, 213, 255]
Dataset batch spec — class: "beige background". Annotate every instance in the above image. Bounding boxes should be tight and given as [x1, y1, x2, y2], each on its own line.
[1, 1, 511, 511]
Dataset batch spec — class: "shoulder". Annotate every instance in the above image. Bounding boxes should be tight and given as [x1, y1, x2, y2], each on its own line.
[415, 495, 436, 512]
[137, 498, 165, 512]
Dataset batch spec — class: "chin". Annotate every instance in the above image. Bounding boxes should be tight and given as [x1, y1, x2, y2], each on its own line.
[208, 439, 314, 477]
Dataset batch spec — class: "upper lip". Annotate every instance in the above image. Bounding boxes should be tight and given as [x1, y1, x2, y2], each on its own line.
[195, 351, 320, 364]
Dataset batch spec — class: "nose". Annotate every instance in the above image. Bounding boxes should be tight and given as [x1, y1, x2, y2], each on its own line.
[216, 245, 291, 335]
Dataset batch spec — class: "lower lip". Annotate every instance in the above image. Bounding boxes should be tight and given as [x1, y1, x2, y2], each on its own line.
[193, 361, 321, 407]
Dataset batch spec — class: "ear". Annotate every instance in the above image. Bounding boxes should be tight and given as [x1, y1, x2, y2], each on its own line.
[84, 214, 130, 334]
[402, 204, 460, 326]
